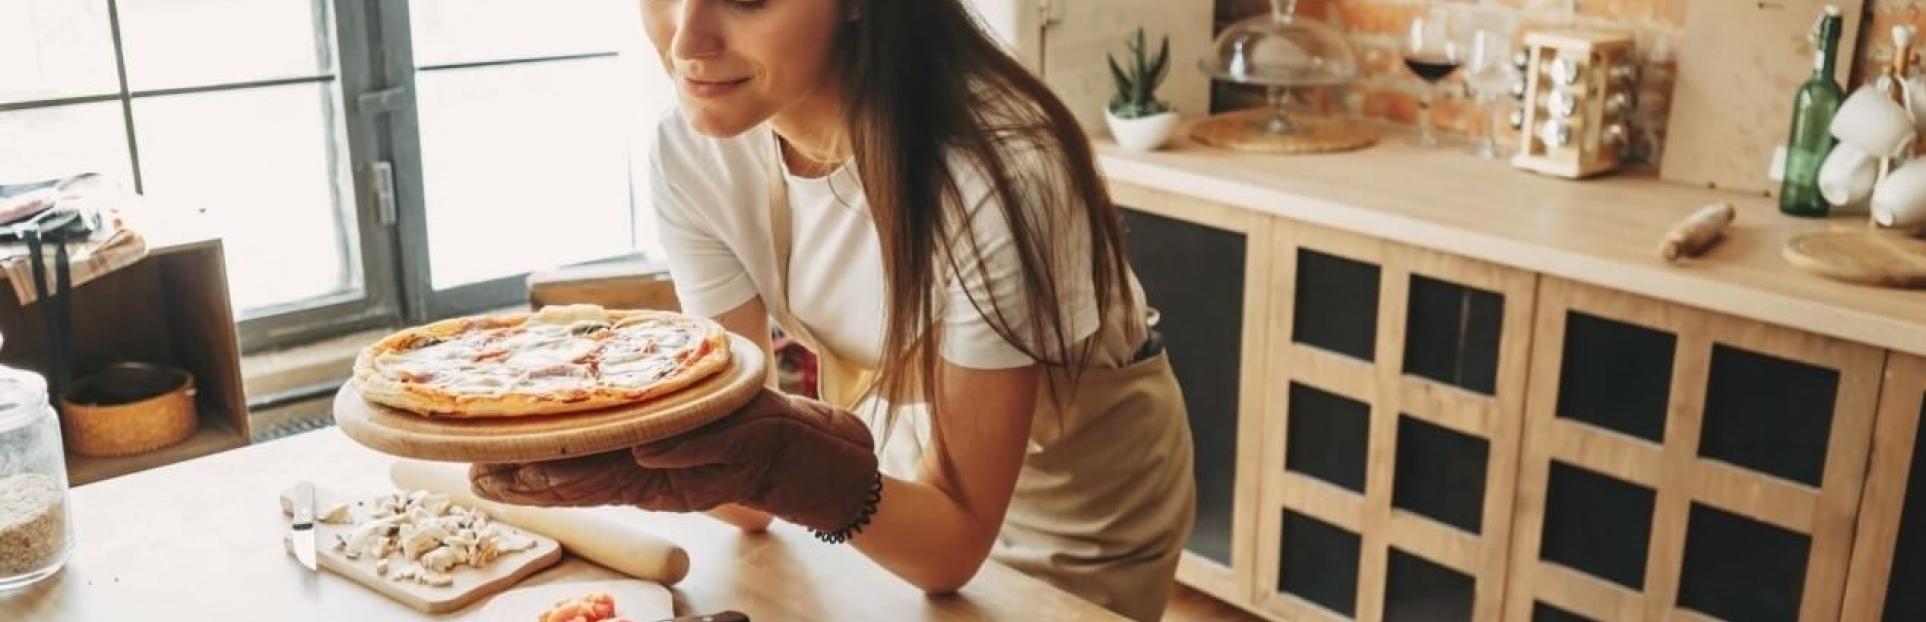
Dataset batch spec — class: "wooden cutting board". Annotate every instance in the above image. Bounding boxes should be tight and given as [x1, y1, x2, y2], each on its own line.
[467, 579, 674, 622]
[282, 488, 564, 613]
[1661, 0, 1864, 194]
[1784, 229, 1926, 287]
[336, 334, 766, 463]
[390, 460, 692, 586]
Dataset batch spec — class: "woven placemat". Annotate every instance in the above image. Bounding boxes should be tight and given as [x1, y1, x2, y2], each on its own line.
[335, 333, 767, 463]
[1191, 108, 1378, 154]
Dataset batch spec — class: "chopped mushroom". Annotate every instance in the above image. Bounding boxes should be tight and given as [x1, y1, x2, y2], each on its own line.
[317, 502, 353, 525]
[304, 487, 542, 588]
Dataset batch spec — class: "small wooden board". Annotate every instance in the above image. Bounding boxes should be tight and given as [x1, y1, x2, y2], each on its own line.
[1191, 108, 1378, 154]
[284, 488, 563, 614]
[336, 334, 767, 463]
[468, 579, 674, 622]
[1661, 0, 1864, 194]
[1783, 229, 1926, 288]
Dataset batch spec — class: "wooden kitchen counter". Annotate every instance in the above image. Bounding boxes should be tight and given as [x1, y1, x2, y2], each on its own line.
[0, 429, 1126, 621]
[1097, 133, 1926, 357]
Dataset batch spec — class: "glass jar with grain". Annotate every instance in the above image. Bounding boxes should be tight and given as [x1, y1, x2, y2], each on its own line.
[0, 365, 72, 589]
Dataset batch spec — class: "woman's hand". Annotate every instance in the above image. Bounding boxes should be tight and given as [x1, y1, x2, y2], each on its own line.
[469, 389, 879, 534]
[469, 451, 659, 508]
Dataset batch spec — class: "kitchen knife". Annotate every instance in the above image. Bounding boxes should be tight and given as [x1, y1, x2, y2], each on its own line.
[289, 480, 317, 571]
[651, 612, 749, 622]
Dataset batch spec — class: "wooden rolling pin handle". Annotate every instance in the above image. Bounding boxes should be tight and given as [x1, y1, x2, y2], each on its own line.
[1660, 202, 1737, 262]
[389, 460, 691, 585]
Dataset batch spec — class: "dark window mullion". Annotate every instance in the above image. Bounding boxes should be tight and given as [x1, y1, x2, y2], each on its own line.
[313, 0, 358, 301]
[0, 93, 124, 113]
[126, 75, 337, 100]
[368, 0, 434, 323]
[414, 50, 618, 73]
[104, 0, 141, 193]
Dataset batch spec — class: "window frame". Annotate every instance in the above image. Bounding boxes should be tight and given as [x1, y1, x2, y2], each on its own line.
[1, 0, 649, 351]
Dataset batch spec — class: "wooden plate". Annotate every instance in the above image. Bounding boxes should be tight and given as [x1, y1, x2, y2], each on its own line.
[1190, 108, 1378, 154]
[336, 333, 766, 463]
[467, 579, 674, 622]
[1783, 229, 1926, 288]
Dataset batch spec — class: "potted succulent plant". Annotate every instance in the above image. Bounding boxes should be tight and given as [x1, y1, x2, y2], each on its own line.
[1106, 28, 1179, 152]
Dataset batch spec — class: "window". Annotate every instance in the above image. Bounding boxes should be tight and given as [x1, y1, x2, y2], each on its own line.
[0, 0, 670, 350]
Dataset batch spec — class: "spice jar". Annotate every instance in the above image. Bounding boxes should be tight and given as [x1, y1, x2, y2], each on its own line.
[0, 365, 73, 589]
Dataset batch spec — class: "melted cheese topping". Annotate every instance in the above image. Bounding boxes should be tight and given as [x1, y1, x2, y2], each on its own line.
[375, 312, 711, 398]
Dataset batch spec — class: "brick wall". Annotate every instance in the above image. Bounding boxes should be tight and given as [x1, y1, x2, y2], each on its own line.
[1212, 0, 1923, 163]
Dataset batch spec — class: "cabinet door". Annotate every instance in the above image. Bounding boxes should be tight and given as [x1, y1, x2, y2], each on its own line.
[1505, 277, 1883, 622]
[1842, 353, 1925, 621]
[1256, 222, 1536, 622]
[1113, 181, 1270, 606]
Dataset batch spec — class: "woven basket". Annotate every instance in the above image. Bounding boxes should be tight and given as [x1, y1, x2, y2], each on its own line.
[60, 362, 197, 458]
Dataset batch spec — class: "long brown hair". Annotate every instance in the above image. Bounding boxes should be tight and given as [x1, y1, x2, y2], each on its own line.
[835, 1, 1134, 415]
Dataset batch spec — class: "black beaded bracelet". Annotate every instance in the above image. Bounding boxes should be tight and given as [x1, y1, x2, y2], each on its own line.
[812, 471, 884, 544]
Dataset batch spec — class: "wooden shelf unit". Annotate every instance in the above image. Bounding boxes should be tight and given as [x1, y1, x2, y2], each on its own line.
[0, 231, 247, 485]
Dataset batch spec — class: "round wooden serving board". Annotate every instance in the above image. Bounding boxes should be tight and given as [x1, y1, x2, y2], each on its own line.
[336, 333, 766, 463]
[1782, 229, 1926, 288]
[1190, 108, 1379, 154]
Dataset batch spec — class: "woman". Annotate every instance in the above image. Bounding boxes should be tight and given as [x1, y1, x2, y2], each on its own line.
[469, 0, 1195, 619]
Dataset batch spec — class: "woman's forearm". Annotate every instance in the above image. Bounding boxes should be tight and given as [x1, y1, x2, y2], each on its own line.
[851, 475, 1002, 594]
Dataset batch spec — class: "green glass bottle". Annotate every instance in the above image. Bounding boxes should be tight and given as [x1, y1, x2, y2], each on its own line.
[1779, 5, 1845, 217]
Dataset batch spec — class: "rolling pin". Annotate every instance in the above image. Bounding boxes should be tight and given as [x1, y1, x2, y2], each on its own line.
[390, 460, 691, 585]
[1659, 202, 1737, 261]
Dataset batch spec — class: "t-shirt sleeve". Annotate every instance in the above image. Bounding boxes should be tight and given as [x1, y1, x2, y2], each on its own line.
[938, 147, 1102, 370]
[649, 119, 759, 318]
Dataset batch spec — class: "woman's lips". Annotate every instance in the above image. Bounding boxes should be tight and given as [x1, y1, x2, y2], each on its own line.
[682, 76, 749, 98]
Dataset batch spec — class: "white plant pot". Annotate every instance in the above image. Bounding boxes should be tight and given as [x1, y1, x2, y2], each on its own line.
[1106, 110, 1180, 152]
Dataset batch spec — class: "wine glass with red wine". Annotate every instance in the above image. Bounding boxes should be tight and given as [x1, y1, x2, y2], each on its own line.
[1403, 13, 1461, 147]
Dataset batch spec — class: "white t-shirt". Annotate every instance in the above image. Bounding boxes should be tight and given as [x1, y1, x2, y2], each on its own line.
[649, 110, 1132, 371]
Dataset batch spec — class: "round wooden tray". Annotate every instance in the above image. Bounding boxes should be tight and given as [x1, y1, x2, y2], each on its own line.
[1190, 108, 1379, 154]
[335, 333, 767, 463]
[1783, 229, 1926, 289]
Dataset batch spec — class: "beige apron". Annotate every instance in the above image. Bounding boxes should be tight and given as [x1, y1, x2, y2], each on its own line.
[764, 142, 1197, 621]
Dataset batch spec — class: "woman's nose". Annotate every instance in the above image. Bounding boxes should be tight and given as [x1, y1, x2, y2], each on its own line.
[669, 0, 724, 62]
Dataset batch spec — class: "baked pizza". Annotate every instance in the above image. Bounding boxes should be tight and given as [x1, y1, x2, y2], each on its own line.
[353, 305, 731, 417]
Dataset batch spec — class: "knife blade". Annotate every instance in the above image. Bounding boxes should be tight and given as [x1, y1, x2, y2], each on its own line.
[651, 612, 748, 622]
[289, 480, 317, 571]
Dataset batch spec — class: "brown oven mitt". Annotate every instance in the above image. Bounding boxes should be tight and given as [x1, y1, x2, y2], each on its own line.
[471, 389, 882, 541]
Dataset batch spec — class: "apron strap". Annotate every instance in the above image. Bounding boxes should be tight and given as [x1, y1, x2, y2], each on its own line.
[764, 131, 876, 409]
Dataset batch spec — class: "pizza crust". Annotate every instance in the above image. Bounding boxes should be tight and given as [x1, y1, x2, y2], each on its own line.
[352, 306, 732, 417]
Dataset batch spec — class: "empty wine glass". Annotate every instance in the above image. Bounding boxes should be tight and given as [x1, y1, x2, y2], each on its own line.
[1463, 29, 1515, 158]
[1404, 12, 1461, 147]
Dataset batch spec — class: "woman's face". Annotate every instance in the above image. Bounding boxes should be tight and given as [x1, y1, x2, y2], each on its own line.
[642, 0, 845, 137]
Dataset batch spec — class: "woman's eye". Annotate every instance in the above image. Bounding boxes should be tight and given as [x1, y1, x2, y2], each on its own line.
[727, 0, 766, 9]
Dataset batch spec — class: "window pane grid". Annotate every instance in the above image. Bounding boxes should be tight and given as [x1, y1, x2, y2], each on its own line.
[2, 0, 662, 347]
[0, 0, 362, 319]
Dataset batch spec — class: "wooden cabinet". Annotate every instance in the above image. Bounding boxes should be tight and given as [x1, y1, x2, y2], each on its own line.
[1505, 278, 1882, 622]
[1842, 353, 1926, 621]
[1108, 177, 1923, 622]
[1113, 182, 1272, 607]
[1255, 221, 1535, 621]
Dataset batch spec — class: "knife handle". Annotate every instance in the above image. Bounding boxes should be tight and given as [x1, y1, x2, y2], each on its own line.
[291, 481, 316, 524]
[658, 612, 748, 622]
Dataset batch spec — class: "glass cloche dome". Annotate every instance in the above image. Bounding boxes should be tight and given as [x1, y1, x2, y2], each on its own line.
[1201, 0, 1360, 133]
